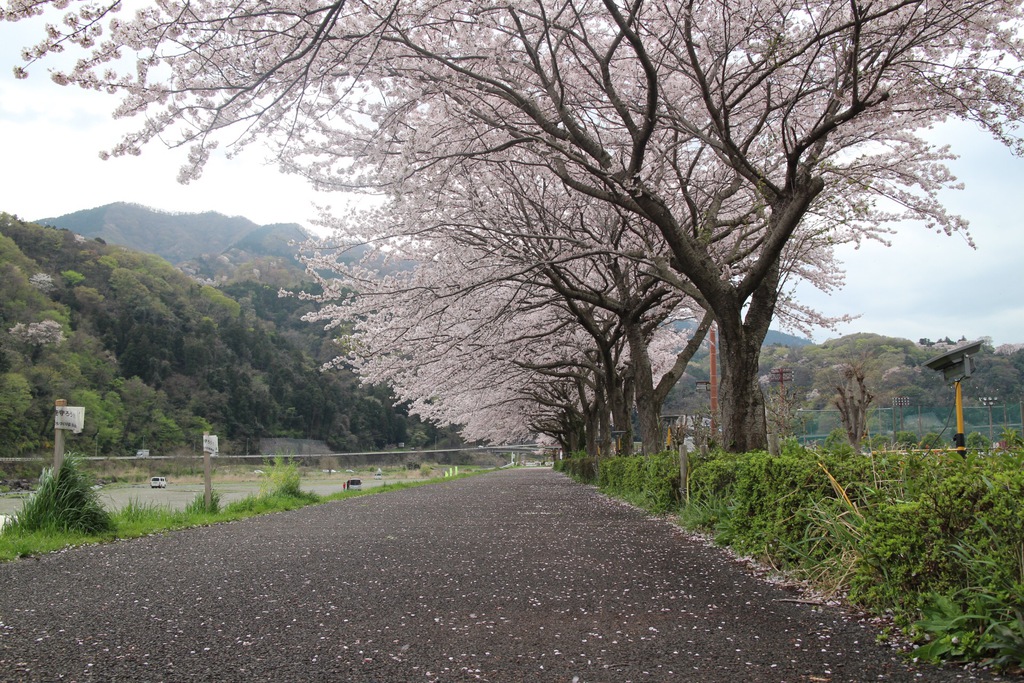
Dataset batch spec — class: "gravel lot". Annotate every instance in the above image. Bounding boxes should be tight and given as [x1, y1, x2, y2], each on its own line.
[0, 474, 392, 518]
[0, 469, 1008, 682]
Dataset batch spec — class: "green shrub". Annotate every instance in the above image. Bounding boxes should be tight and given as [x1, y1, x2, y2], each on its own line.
[5, 454, 113, 536]
[895, 431, 919, 448]
[260, 456, 305, 499]
[673, 443, 1024, 670]
[557, 456, 599, 484]
[185, 490, 222, 515]
[853, 469, 1024, 612]
[598, 452, 680, 513]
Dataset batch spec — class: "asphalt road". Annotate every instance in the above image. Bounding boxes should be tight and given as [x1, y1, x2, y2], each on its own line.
[0, 469, 1005, 682]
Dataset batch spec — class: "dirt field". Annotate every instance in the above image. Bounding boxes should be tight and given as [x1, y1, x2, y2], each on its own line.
[0, 467, 421, 519]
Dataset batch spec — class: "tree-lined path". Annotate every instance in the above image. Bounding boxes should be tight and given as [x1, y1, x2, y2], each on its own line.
[0, 470, 997, 681]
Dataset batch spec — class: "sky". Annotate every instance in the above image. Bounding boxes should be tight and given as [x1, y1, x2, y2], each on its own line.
[1, 15, 1022, 347]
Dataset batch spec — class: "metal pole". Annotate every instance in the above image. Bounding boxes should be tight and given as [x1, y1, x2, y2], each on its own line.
[989, 404, 994, 444]
[980, 397, 999, 446]
[954, 381, 966, 457]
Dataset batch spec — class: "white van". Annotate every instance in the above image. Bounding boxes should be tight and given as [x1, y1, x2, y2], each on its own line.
[150, 477, 167, 488]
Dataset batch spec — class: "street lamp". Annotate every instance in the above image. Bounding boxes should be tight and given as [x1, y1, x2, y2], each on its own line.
[892, 396, 910, 436]
[925, 340, 983, 457]
[979, 396, 999, 445]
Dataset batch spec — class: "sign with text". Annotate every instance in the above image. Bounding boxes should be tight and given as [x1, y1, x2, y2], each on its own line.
[203, 434, 219, 455]
[54, 406, 85, 434]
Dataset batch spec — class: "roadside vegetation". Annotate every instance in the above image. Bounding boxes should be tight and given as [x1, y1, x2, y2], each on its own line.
[556, 443, 1024, 672]
[0, 453, 483, 562]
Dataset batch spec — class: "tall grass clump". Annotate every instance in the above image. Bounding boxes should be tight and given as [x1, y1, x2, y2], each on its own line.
[5, 454, 112, 536]
[221, 455, 321, 515]
[185, 490, 222, 515]
[260, 456, 300, 497]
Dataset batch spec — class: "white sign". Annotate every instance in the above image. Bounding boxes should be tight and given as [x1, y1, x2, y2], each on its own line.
[203, 434, 219, 455]
[54, 406, 85, 434]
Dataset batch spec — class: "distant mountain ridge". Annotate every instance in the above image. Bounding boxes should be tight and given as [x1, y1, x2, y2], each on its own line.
[39, 203, 813, 345]
[37, 202, 312, 285]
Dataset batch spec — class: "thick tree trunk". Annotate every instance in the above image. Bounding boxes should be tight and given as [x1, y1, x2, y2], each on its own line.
[713, 273, 780, 452]
[716, 326, 768, 452]
[606, 365, 634, 455]
[626, 323, 665, 454]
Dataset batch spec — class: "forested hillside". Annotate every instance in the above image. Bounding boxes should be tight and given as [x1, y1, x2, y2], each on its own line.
[667, 332, 1024, 427]
[0, 214, 454, 458]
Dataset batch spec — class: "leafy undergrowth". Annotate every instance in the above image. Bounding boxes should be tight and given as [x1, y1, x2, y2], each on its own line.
[0, 454, 484, 562]
[559, 443, 1024, 673]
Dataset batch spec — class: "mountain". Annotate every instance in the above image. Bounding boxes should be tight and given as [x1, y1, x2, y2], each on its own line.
[36, 202, 315, 286]
[36, 202, 290, 263]
[674, 319, 811, 348]
[764, 329, 813, 347]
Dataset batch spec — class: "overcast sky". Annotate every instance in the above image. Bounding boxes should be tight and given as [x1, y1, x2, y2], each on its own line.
[2, 17, 1022, 347]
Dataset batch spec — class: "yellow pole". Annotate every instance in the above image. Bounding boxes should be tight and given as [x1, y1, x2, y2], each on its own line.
[954, 380, 966, 457]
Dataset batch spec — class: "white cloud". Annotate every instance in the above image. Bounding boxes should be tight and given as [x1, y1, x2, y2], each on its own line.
[797, 122, 1024, 346]
[0, 16, 333, 227]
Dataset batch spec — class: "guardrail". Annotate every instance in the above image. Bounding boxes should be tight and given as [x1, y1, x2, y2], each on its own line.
[0, 444, 541, 463]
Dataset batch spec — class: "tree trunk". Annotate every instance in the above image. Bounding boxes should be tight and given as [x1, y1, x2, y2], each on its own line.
[606, 363, 634, 455]
[713, 272, 780, 452]
[625, 323, 664, 454]
[716, 324, 768, 452]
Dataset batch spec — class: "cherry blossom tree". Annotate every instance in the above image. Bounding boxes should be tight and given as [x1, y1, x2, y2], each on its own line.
[9, 0, 1024, 450]
[307, 245, 616, 452]
[8, 319, 65, 361]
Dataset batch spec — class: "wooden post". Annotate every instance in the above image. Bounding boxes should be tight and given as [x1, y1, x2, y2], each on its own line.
[678, 443, 689, 505]
[709, 325, 718, 437]
[54, 399, 67, 477]
[203, 431, 212, 511]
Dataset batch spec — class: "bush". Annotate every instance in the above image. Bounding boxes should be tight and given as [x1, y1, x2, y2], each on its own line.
[5, 454, 113, 536]
[185, 490, 222, 515]
[852, 468, 1024, 612]
[676, 443, 1024, 670]
[598, 452, 680, 513]
[260, 456, 304, 498]
[556, 456, 599, 484]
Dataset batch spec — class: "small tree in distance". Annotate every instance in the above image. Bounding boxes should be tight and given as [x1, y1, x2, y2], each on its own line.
[834, 363, 874, 452]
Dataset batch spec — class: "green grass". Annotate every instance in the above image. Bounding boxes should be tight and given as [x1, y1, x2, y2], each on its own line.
[5, 455, 112, 536]
[0, 466, 484, 562]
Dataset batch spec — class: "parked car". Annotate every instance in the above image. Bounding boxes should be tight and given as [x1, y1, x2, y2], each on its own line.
[150, 477, 167, 488]
[346, 478, 362, 491]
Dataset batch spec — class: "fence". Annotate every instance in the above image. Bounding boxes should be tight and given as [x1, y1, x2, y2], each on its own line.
[794, 402, 1024, 445]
